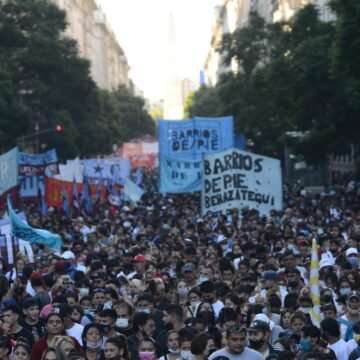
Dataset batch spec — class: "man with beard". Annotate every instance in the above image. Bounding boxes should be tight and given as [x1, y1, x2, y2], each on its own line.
[209, 325, 264, 359]
[248, 320, 278, 358]
[2, 304, 34, 347]
[4, 276, 32, 308]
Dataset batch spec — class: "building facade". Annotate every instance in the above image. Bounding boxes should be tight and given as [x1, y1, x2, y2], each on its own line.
[51, 0, 130, 91]
[204, 0, 334, 85]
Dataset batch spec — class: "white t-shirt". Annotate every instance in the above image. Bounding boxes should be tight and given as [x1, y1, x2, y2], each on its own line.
[328, 339, 356, 360]
[209, 347, 265, 360]
[66, 323, 84, 345]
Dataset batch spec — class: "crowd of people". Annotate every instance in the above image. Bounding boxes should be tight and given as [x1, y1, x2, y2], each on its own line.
[0, 173, 359, 360]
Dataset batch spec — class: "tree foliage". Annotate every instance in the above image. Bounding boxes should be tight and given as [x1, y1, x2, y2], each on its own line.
[0, 0, 154, 159]
[187, 4, 358, 164]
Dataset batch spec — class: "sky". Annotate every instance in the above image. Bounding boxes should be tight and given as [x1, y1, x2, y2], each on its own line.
[97, 0, 215, 101]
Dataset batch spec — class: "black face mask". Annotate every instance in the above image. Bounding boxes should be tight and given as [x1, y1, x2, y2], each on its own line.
[247, 284, 256, 292]
[274, 247, 282, 252]
[106, 356, 120, 360]
[288, 280, 299, 288]
[101, 325, 112, 334]
[250, 339, 265, 350]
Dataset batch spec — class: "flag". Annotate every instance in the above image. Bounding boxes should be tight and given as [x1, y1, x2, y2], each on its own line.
[106, 182, 122, 207]
[81, 177, 93, 215]
[7, 196, 62, 250]
[124, 178, 144, 206]
[72, 177, 80, 210]
[309, 238, 321, 327]
[93, 178, 104, 212]
[135, 168, 143, 185]
[37, 187, 48, 216]
[62, 187, 71, 217]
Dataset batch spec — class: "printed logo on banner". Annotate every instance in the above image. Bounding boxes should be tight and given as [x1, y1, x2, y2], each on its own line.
[201, 148, 282, 216]
[19, 149, 59, 177]
[159, 155, 202, 193]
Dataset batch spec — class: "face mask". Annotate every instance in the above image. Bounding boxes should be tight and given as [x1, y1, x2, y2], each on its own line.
[353, 333, 360, 343]
[221, 245, 228, 252]
[178, 288, 189, 297]
[168, 348, 180, 355]
[79, 288, 89, 297]
[247, 284, 256, 292]
[340, 288, 351, 296]
[116, 318, 129, 328]
[300, 339, 311, 352]
[274, 247, 282, 252]
[180, 350, 192, 360]
[86, 340, 102, 349]
[208, 348, 216, 356]
[249, 339, 265, 350]
[191, 301, 200, 308]
[137, 308, 150, 314]
[101, 325, 112, 334]
[348, 307, 360, 316]
[300, 307, 310, 315]
[288, 281, 299, 288]
[139, 351, 155, 360]
[199, 277, 209, 284]
[106, 356, 120, 360]
[348, 257, 359, 268]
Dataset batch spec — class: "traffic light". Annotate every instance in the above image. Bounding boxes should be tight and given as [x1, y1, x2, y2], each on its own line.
[55, 124, 63, 132]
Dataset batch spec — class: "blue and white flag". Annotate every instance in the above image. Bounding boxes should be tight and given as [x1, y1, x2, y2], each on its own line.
[124, 178, 144, 206]
[0, 147, 19, 196]
[7, 196, 62, 250]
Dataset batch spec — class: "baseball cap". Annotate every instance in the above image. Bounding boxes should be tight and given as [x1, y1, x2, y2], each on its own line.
[249, 319, 270, 332]
[253, 313, 274, 330]
[215, 234, 227, 244]
[263, 271, 278, 281]
[346, 248, 358, 257]
[347, 291, 360, 301]
[182, 263, 196, 272]
[62, 251, 75, 260]
[134, 254, 146, 263]
[55, 303, 73, 317]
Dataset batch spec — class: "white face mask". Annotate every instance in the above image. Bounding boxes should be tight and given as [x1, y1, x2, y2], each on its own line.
[168, 348, 180, 355]
[180, 350, 192, 360]
[79, 288, 89, 297]
[340, 288, 351, 296]
[300, 307, 310, 315]
[177, 288, 189, 297]
[198, 277, 209, 284]
[191, 301, 200, 308]
[137, 308, 151, 314]
[86, 340, 102, 349]
[116, 318, 129, 328]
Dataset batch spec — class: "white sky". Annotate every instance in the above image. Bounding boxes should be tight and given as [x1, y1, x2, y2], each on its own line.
[97, 0, 215, 101]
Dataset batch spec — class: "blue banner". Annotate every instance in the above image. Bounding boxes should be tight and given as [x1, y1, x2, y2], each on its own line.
[234, 133, 246, 150]
[159, 155, 202, 193]
[158, 116, 234, 160]
[0, 147, 19, 196]
[7, 196, 63, 250]
[19, 149, 59, 177]
[83, 159, 131, 184]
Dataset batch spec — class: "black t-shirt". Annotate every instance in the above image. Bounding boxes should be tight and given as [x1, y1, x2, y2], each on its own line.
[19, 318, 45, 340]
[10, 326, 35, 348]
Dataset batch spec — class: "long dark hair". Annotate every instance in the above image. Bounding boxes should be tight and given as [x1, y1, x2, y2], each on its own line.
[82, 323, 103, 350]
[105, 335, 129, 360]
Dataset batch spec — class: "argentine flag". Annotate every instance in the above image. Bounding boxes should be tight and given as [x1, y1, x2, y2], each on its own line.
[124, 178, 144, 206]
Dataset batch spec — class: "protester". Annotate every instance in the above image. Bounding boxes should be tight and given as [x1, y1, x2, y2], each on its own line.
[0, 170, 358, 360]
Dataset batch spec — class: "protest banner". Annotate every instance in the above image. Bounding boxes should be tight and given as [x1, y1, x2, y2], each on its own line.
[0, 147, 19, 196]
[159, 155, 202, 193]
[45, 178, 106, 208]
[158, 116, 234, 160]
[201, 149, 282, 216]
[83, 159, 131, 184]
[0, 147, 19, 209]
[19, 149, 59, 177]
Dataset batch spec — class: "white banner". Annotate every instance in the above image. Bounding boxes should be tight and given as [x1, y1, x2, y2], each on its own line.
[201, 149, 282, 216]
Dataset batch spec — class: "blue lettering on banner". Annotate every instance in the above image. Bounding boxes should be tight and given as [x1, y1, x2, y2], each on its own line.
[158, 117, 234, 160]
[159, 155, 202, 194]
